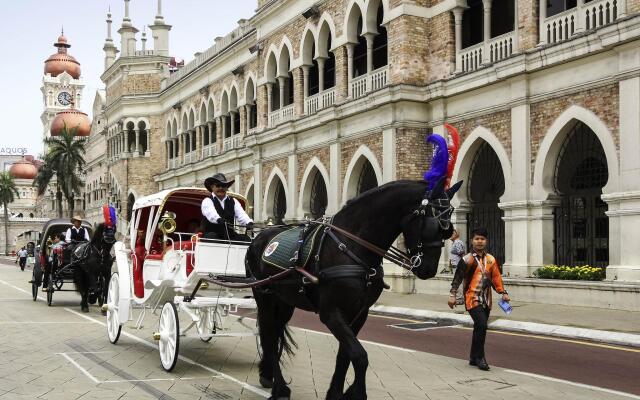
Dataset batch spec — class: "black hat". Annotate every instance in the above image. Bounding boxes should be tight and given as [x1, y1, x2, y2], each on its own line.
[204, 173, 235, 191]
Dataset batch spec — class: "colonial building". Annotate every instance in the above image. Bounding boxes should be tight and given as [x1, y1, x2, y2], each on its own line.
[0, 156, 48, 254]
[85, 0, 640, 282]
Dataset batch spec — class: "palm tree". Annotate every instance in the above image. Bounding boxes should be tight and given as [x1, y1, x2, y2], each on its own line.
[34, 124, 86, 218]
[0, 172, 19, 255]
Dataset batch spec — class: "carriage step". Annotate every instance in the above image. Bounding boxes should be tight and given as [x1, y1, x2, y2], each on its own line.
[181, 297, 256, 308]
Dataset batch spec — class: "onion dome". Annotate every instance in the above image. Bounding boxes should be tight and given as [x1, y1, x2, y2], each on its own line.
[50, 107, 91, 137]
[44, 34, 81, 79]
[9, 159, 38, 180]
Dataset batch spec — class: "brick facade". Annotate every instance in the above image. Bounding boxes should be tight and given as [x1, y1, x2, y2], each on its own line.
[456, 110, 513, 158]
[297, 147, 331, 189]
[396, 128, 432, 181]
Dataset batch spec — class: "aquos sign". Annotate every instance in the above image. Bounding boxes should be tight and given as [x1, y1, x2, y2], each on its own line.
[0, 147, 27, 155]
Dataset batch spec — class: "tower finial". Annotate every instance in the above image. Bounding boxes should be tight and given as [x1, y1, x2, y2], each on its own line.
[106, 9, 113, 40]
[61, 26, 64, 36]
[124, 0, 130, 21]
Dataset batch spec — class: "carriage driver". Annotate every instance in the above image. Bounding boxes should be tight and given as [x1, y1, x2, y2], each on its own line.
[65, 216, 90, 243]
[201, 173, 254, 241]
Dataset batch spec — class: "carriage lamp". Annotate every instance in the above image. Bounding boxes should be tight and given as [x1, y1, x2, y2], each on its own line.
[152, 332, 161, 341]
[101, 304, 109, 313]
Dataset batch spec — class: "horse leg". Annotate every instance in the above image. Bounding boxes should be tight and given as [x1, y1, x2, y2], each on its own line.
[325, 311, 369, 400]
[255, 291, 295, 399]
[320, 308, 369, 400]
[75, 266, 89, 312]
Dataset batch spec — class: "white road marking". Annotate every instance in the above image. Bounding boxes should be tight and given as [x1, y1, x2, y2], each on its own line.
[503, 369, 640, 399]
[0, 279, 45, 301]
[58, 352, 209, 384]
[0, 321, 94, 324]
[64, 308, 270, 398]
[59, 353, 100, 384]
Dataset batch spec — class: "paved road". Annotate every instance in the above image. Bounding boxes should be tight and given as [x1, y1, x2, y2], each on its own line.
[0, 258, 638, 400]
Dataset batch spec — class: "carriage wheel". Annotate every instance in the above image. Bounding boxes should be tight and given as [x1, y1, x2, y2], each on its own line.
[46, 280, 53, 306]
[196, 307, 223, 343]
[106, 272, 122, 344]
[158, 302, 180, 371]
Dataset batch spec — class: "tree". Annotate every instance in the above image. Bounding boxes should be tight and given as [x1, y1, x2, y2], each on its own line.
[34, 125, 86, 218]
[0, 172, 19, 255]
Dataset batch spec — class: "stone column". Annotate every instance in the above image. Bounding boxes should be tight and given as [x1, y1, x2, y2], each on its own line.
[346, 43, 355, 96]
[334, 45, 349, 102]
[195, 126, 202, 160]
[482, 0, 492, 63]
[215, 116, 223, 151]
[301, 65, 310, 98]
[518, 0, 540, 51]
[277, 76, 286, 109]
[258, 84, 268, 128]
[316, 57, 327, 92]
[178, 134, 183, 163]
[453, 8, 464, 73]
[575, 0, 585, 32]
[166, 142, 171, 167]
[135, 129, 140, 156]
[538, 0, 547, 45]
[513, 0, 519, 52]
[266, 83, 273, 114]
[221, 115, 228, 138]
[239, 106, 247, 137]
[293, 67, 304, 116]
[603, 75, 640, 281]
[244, 105, 252, 132]
[364, 34, 375, 74]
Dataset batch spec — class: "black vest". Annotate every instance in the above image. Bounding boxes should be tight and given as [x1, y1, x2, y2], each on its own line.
[69, 227, 87, 242]
[203, 196, 235, 237]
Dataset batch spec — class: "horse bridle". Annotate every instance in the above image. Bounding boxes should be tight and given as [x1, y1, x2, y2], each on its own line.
[404, 193, 454, 270]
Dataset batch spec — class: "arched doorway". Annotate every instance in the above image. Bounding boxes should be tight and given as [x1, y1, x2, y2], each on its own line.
[272, 179, 287, 225]
[466, 142, 505, 265]
[357, 160, 378, 195]
[309, 170, 328, 219]
[246, 185, 254, 220]
[553, 122, 609, 267]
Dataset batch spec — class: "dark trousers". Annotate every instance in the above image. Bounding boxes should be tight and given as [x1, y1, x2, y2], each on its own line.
[19, 257, 26, 270]
[468, 305, 490, 361]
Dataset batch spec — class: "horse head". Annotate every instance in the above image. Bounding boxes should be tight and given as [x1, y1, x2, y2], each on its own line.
[401, 179, 463, 279]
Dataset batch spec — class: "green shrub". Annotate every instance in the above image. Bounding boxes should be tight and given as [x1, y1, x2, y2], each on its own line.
[532, 265, 605, 281]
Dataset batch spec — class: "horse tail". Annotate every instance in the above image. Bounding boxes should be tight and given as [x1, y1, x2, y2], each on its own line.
[279, 323, 297, 359]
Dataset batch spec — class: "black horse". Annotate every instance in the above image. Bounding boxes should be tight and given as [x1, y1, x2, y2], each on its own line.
[72, 223, 116, 312]
[246, 178, 461, 400]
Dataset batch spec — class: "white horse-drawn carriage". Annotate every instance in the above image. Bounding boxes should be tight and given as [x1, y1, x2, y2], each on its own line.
[104, 187, 257, 371]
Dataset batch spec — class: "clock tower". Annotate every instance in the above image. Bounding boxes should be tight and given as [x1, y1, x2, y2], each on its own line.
[41, 32, 85, 149]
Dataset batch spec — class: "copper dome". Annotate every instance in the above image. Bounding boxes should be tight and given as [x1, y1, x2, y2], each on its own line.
[44, 35, 81, 79]
[50, 108, 91, 137]
[9, 159, 38, 180]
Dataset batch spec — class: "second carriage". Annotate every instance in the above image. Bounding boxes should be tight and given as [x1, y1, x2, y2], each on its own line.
[104, 187, 257, 371]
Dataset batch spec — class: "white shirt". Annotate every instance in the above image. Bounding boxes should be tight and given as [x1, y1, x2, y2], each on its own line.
[17, 249, 27, 258]
[65, 226, 90, 243]
[201, 195, 253, 226]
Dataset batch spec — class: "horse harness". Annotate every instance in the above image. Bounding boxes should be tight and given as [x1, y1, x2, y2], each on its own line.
[203, 190, 453, 292]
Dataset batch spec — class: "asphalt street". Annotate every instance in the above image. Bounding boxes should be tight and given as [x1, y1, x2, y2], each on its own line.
[0, 258, 638, 400]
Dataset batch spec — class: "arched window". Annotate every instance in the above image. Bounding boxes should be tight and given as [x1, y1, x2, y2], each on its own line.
[353, 16, 367, 77]
[372, 3, 387, 70]
[273, 179, 287, 225]
[126, 122, 135, 153]
[466, 142, 505, 265]
[462, 0, 483, 48]
[357, 160, 378, 195]
[309, 170, 328, 219]
[553, 122, 609, 267]
[246, 185, 255, 219]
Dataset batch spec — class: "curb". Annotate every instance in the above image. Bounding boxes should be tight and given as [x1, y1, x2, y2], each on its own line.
[370, 305, 640, 348]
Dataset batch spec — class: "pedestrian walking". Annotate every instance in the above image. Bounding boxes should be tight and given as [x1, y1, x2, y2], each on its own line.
[447, 227, 510, 371]
[448, 230, 465, 304]
[16, 247, 28, 271]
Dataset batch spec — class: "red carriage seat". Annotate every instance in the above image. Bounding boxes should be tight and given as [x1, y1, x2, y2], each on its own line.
[132, 233, 146, 298]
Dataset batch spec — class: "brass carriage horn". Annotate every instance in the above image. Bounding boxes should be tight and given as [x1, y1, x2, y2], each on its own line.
[159, 211, 177, 235]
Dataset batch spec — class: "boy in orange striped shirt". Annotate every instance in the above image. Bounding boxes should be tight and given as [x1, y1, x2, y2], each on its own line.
[448, 227, 510, 371]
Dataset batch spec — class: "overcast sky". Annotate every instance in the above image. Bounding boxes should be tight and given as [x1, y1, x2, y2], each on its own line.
[0, 0, 257, 158]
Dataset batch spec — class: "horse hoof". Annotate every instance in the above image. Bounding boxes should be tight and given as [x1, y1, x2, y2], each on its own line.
[259, 376, 273, 388]
[81, 306, 89, 313]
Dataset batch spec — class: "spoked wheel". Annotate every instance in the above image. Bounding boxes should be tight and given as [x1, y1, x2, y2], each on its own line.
[106, 272, 122, 344]
[195, 307, 213, 342]
[158, 302, 180, 371]
[46, 280, 53, 306]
